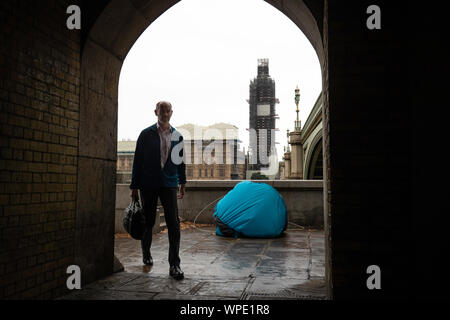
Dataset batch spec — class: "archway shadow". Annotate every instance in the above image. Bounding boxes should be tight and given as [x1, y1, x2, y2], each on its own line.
[78, 0, 328, 297]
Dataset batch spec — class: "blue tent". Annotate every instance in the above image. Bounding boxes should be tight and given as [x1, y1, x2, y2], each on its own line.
[213, 181, 287, 238]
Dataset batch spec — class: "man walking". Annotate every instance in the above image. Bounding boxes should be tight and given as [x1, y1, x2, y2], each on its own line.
[130, 101, 186, 280]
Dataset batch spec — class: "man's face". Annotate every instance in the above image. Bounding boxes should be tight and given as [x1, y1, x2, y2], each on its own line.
[155, 103, 173, 124]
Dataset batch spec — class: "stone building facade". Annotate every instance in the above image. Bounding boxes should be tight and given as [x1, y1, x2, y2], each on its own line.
[116, 140, 134, 172]
[116, 123, 247, 182]
[178, 123, 246, 180]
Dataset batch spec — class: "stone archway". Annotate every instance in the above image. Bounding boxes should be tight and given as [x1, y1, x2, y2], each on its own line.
[76, 0, 330, 296]
[305, 134, 323, 180]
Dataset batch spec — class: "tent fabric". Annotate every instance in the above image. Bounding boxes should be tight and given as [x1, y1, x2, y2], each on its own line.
[213, 181, 287, 238]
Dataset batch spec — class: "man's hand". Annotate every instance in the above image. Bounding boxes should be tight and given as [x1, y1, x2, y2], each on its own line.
[177, 184, 185, 199]
[130, 189, 139, 201]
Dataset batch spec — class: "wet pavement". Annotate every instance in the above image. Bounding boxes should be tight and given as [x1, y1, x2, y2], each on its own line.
[59, 226, 326, 300]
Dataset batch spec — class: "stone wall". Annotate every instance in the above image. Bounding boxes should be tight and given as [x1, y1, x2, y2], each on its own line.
[115, 180, 324, 231]
[116, 172, 131, 184]
[0, 0, 80, 299]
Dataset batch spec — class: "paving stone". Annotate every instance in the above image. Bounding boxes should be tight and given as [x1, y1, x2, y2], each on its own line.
[116, 275, 200, 295]
[212, 256, 260, 272]
[227, 242, 267, 255]
[191, 279, 249, 298]
[83, 272, 141, 290]
[153, 293, 237, 300]
[270, 240, 309, 250]
[254, 265, 310, 279]
[245, 277, 326, 299]
[309, 261, 325, 278]
[309, 231, 325, 238]
[62, 228, 325, 300]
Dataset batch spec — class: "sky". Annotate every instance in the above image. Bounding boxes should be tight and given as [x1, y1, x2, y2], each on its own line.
[118, 0, 322, 161]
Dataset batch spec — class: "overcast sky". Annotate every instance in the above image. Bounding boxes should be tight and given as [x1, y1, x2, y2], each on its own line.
[118, 0, 322, 161]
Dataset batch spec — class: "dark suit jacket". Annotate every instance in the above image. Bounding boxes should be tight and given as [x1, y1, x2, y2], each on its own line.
[130, 123, 186, 189]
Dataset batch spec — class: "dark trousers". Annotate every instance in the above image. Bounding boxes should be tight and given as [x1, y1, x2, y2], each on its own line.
[140, 188, 181, 267]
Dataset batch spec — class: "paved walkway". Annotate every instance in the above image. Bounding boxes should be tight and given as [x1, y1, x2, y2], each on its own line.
[59, 226, 326, 300]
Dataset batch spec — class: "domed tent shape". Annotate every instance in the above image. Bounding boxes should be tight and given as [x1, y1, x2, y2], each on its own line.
[213, 181, 287, 238]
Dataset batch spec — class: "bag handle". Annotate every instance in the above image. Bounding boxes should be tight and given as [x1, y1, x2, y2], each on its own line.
[131, 198, 141, 208]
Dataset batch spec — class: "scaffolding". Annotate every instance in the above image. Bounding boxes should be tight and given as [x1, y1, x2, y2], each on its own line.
[248, 59, 279, 170]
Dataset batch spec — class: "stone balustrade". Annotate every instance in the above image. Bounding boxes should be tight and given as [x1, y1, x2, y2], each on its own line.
[115, 180, 324, 233]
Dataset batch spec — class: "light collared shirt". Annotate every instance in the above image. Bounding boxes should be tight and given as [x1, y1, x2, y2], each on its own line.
[156, 122, 172, 169]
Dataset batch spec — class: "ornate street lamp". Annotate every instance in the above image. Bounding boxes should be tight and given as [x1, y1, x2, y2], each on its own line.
[286, 129, 290, 152]
[294, 85, 301, 131]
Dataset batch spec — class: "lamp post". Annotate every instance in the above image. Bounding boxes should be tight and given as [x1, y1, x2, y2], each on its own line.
[294, 85, 301, 131]
[289, 85, 303, 179]
[286, 129, 290, 152]
[284, 129, 291, 179]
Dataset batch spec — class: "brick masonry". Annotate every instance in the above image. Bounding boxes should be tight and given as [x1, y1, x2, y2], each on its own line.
[0, 0, 80, 299]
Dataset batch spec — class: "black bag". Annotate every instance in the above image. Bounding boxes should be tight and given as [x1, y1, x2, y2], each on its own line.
[123, 200, 146, 240]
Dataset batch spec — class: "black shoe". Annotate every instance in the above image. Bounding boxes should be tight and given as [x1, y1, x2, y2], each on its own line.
[143, 256, 153, 265]
[169, 266, 184, 280]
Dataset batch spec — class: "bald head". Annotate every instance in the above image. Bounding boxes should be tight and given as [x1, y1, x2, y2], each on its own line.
[155, 101, 173, 126]
[156, 101, 172, 111]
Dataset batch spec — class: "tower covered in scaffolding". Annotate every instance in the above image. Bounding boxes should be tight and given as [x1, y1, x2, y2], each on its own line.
[248, 58, 279, 171]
